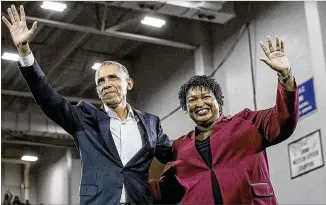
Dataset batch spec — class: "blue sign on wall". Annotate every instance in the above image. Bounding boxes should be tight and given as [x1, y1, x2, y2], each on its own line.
[298, 78, 316, 118]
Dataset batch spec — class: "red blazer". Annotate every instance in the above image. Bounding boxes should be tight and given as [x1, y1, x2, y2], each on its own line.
[152, 81, 298, 205]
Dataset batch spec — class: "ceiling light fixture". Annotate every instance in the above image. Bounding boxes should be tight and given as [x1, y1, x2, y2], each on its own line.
[41, 1, 67, 12]
[141, 16, 166, 28]
[92, 63, 102, 70]
[1, 52, 19, 61]
[21, 155, 38, 162]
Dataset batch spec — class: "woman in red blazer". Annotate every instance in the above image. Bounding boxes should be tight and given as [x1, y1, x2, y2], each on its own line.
[150, 35, 299, 205]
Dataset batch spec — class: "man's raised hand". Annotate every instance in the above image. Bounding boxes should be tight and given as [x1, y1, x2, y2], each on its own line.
[2, 5, 37, 54]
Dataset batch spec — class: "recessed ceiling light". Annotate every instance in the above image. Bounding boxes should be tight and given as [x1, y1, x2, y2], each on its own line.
[21, 155, 38, 162]
[1, 52, 19, 61]
[41, 1, 67, 12]
[141, 16, 166, 28]
[92, 63, 102, 70]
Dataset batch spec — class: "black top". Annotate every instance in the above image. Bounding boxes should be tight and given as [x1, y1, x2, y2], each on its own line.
[196, 137, 224, 205]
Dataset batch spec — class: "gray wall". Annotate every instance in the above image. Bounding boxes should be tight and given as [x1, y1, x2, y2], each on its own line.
[319, 1, 326, 68]
[132, 44, 196, 139]
[35, 148, 81, 205]
[71, 159, 82, 205]
[36, 155, 68, 205]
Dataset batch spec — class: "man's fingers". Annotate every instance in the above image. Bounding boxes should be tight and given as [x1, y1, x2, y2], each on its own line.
[8, 8, 16, 24]
[27, 21, 38, 39]
[267, 35, 275, 52]
[2, 16, 12, 29]
[20, 5, 26, 22]
[281, 40, 284, 52]
[31, 21, 37, 31]
[259, 41, 270, 57]
[275, 35, 280, 51]
[29, 21, 37, 40]
[11, 5, 20, 22]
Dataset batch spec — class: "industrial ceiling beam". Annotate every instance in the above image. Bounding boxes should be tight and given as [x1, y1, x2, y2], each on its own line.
[47, 33, 90, 78]
[2, 158, 31, 165]
[93, 1, 224, 11]
[36, 3, 97, 92]
[105, 15, 144, 31]
[1, 89, 102, 105]
[92, 1, 234, 24]
[157, 1, 224, 11]
[1, 140, 74, 148]
[17, 15, 197, 50]
[32, 12, 55, 40]
[47, 3, 85, 46]
[101, 5, 108, 31]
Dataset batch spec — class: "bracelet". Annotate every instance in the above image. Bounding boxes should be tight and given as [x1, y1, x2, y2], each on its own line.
[277, 68, 292, 81]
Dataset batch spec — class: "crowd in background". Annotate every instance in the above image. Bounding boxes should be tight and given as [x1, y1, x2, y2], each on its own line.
[2, 191, 36, 205]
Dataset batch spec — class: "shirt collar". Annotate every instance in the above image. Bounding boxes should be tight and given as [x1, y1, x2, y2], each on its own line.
[103, 103, 135, 120]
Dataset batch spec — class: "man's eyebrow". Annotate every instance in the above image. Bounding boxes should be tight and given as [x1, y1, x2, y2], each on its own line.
[98, 74, 120, 80]
[97, 77, 104, 82]
[108, 74, 119, 77]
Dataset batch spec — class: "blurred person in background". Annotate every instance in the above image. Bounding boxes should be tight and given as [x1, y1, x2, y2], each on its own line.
[12, 196, 21, 205]
[3, 191, 13, 205]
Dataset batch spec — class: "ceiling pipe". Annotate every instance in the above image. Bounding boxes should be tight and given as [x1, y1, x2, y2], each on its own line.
[1, 14, 197, 50]
[2, 158, 31, 165]
[24, 163, 31, 202]
[2, 140, 74, 148]
[1, 89, 102, 105]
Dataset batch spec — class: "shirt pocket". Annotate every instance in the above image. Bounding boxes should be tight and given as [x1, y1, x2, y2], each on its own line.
[250, 182, 274, 197]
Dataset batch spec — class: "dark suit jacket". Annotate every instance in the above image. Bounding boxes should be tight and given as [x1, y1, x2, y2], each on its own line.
[152, 81, 299, 205]
[19, 61, 173, 205]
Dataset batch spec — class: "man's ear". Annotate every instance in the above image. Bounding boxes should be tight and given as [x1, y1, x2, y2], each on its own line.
[95, 86, 101, 99]
[127, 77, 134, 90]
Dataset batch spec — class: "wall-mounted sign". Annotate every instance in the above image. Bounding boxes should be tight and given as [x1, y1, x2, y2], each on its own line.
[288, 130, 324, 179]
[298, 78, 317, 118]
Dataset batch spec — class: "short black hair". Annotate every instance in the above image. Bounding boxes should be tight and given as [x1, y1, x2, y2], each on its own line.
[178, 75, 224, 114]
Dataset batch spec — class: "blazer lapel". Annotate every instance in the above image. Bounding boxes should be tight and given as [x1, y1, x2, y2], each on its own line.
[124, 109, 153, 168]
[133, 109, 152, 146]
[98, 107, 123, 167]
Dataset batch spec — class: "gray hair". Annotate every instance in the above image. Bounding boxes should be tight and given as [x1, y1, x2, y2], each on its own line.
[94, 61, 129, 86]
